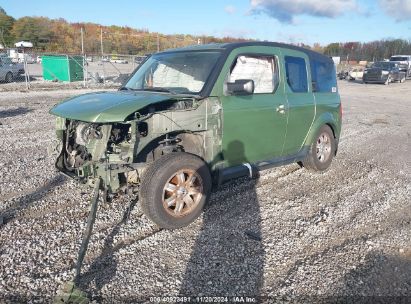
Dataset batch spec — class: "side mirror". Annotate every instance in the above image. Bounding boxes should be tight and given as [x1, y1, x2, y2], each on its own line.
[226, 79, 254, 95]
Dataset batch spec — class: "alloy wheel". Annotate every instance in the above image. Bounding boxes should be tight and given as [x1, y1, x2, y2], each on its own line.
[162, 169, 203, 217]
[316, 132, 332, 163]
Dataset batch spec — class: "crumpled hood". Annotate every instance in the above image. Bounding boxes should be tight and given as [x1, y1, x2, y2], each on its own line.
[50, 91, 178, 123]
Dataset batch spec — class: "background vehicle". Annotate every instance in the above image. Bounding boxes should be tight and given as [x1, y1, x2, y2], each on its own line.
[347, 67, 364, 80]
[338, 70, 348, 80]
[0, 55, 24, 82]
[110, 56, 128, 64]
[134, 55, 146, 65]
[389, 55, 411, 77]
[363, 61, 406, 84]
[50, 42, 342, 229]
[8, 42, 36, 64]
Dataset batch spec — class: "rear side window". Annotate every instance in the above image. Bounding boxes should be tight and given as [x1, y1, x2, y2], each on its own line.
[285, 56, 308, 93]
[311, 59, 337, 93]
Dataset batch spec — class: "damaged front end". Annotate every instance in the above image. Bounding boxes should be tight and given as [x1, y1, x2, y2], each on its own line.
[53, 117, 142, 194]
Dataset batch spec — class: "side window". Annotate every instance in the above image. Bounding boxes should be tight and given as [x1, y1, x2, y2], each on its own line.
[285, 56, 308, 93]
[311, 59, 337, 93]
[227, 55, 279, 94]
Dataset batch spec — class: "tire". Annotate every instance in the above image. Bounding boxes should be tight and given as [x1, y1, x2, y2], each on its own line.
[384, 76, 391, 85]
[400, 77, 406, 83]
[139, 152, 212, 229]
[5, 72, 13, 83]
[302, 125, 336, 172]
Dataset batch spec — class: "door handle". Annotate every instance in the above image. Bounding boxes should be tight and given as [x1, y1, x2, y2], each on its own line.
[276, 104, 286, 114]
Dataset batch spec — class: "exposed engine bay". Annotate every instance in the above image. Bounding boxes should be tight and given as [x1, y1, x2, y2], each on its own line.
[52, 96, 221, 196]
[63, 121, 131, 170]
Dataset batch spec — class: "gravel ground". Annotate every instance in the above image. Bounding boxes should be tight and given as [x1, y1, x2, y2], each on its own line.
[0, 80, 410, 303]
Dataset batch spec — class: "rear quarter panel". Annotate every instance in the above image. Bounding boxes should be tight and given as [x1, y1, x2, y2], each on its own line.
[305, 92, 342, 147]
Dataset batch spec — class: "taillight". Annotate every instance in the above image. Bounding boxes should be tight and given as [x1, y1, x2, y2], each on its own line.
[339, 101, 343, 119]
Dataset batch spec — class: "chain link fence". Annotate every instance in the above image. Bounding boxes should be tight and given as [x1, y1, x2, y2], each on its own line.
[0, 48, 143, 91]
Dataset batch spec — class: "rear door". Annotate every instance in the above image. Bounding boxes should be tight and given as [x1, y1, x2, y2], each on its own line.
[281, 50, 316, 156]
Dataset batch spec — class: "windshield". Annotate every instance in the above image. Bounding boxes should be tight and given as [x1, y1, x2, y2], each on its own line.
[124, 51, 222, 95]
[390, 56, 408, 61]
[373, 62, 395, 70]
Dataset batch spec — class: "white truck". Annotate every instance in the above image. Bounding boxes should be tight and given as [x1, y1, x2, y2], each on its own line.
[8, 41, 35, 64]
[390, 55, 411, 78]
[8, 49, 35, 64]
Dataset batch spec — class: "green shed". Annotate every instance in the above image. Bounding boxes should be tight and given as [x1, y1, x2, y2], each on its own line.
[42, 55, 84, 82]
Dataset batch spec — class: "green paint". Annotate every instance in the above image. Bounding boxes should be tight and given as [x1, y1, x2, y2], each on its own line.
[50, 91, 174, 122]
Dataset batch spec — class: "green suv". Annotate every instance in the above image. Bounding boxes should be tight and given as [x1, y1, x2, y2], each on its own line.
[50, 42, 342, 229]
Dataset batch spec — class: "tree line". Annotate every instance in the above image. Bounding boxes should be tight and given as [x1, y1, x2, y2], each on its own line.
[0, 7, 248, 55]
[1, 6, 410, 59]
[321, 40, 411, 61]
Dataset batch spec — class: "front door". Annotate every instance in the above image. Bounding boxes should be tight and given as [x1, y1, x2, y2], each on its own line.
[218, 47, 288, 167]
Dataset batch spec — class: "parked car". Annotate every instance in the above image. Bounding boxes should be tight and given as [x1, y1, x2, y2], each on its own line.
[337, 70, 348, 80]
[363, 61, 406, 84]
[0, 55, 24, 82]
[49, 42, 342, 229]
[389, 55, 411, 77]
[347, 67, 364, 80]
[134, 55, 146, 65]
[110, 58, 128, 64]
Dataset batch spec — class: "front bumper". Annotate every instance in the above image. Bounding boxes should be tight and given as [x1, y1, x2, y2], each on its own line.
[363, 74, 389, 83]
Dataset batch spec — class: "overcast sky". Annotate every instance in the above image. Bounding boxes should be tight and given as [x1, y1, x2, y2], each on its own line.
[1, 0, 411, 45]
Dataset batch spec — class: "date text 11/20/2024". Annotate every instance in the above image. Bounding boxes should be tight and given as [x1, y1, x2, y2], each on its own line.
[149, 296, 257, 303]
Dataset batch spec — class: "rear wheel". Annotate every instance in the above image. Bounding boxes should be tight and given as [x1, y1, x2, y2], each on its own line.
[302, 125, 336, 172]
[5, 72, 13, 83]
[400, 76, 406, 83]
[140, 152, 211, 229]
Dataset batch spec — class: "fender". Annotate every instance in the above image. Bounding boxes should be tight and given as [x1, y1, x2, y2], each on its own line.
[303, 110, 341, 150]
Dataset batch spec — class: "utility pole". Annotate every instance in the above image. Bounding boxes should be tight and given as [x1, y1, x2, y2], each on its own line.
[81, 27, 86, 87]
[157, 33, 160, 53]
[100, 27, 104, 57]
[100, 27, 105, 84]
[80, 27, 84, 54]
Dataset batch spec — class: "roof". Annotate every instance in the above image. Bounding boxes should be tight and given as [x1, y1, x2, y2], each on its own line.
[160, 41, 332, 64]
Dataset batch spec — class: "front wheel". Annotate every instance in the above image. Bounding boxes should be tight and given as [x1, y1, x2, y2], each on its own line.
[140, 152, 211, 229]
[302, 125, 336, 172]
[5, 72, 13, 83]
